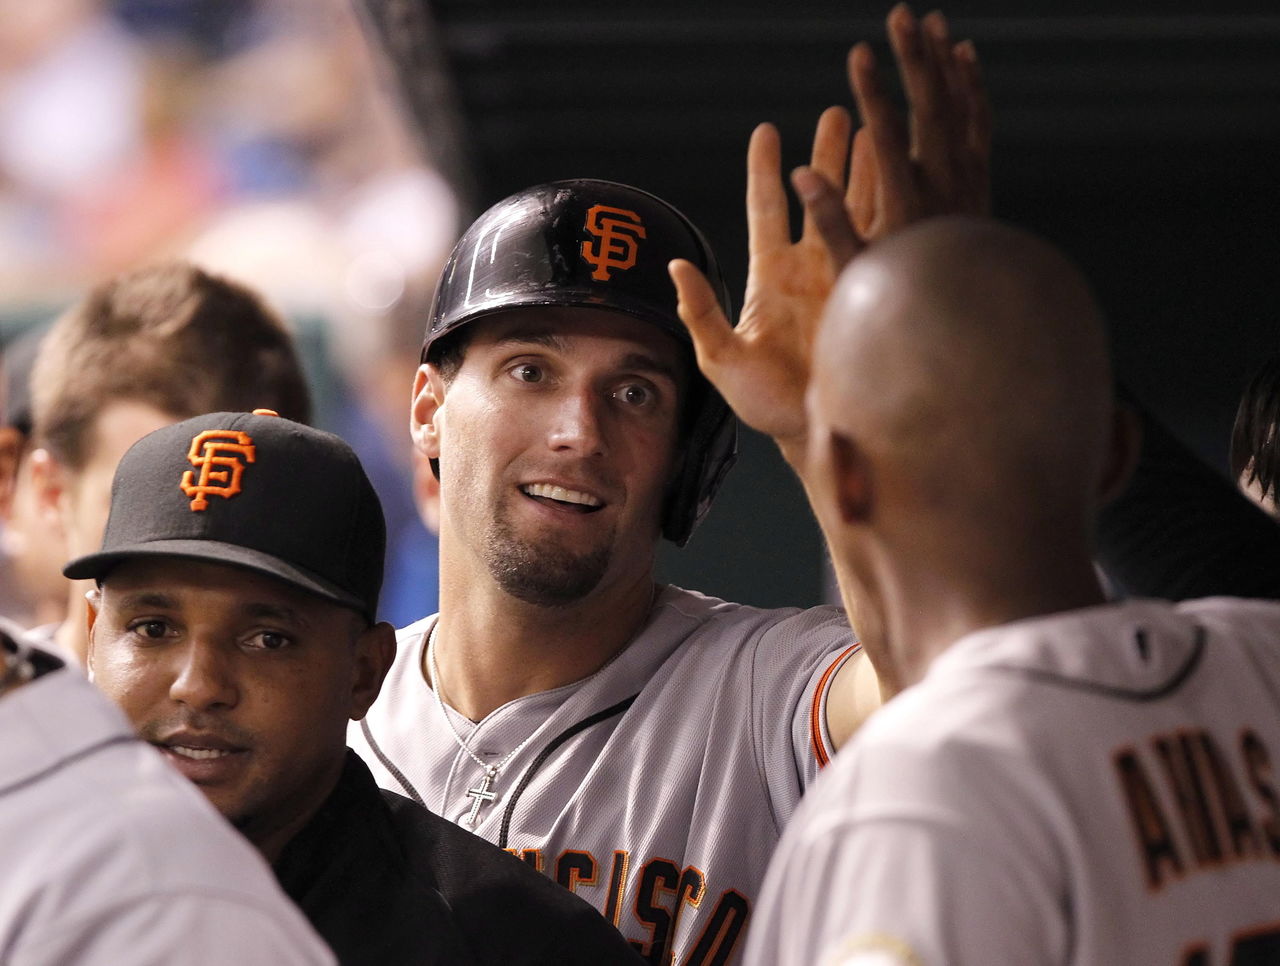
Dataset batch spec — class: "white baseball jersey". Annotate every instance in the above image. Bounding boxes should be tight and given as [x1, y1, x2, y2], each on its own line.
[350, 584, 857, 965]
[1, 663, 335, 966]
[745, 597, 1280, 966]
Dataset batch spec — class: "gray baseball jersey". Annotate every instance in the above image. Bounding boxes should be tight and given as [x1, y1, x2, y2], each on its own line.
[2, 663, 334, 965]
[350, 584, 857, 965]
[745, 597, 1280, 966]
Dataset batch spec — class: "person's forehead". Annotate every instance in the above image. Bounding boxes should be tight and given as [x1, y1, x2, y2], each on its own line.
[467, 307, 688, 368]
[83, 400, 181, 472]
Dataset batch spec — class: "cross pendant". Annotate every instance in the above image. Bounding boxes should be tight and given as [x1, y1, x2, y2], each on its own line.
[465, 768, 498, 829]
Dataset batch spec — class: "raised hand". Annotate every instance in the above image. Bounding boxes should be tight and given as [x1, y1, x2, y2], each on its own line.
[670, 107, 854, 460]
[795, 4, 990, 268]
[669, 4, 991, 462]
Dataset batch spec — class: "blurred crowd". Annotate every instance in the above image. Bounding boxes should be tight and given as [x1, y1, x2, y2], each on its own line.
[0, 0, 457, 626]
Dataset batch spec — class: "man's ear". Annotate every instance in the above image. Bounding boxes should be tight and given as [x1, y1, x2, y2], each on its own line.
[409, 364, 446, 461]
[25, 447, 69, 537]
[829, 430, 874, 525]
[84, 587, 101, 674]
[349, 620, 396, 721]
[1099, 402, 1142, 506]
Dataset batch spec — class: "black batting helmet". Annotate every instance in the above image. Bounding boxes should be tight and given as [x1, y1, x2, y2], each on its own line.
[422, 179, 736, 546]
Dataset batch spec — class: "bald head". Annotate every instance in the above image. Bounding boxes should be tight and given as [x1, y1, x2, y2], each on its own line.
[811, 216, 1113, 537]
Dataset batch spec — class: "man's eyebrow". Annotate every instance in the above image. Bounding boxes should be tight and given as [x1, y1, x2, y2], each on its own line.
[493, 329, 567, 352]
[113, 590, 179, 611]
[107, 591, 312, 629]
[617, 351, 682, 385]
[241, 602, 312, 628]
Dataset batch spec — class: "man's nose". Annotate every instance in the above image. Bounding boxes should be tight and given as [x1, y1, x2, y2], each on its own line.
[168, 640, 239, 711]
[547, 388, 607, 457]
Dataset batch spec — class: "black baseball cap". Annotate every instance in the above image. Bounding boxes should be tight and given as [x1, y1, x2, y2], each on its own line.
[64, 410, 385, 623]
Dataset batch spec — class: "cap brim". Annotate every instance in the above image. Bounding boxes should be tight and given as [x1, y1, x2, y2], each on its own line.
[64, 540, 367, 616]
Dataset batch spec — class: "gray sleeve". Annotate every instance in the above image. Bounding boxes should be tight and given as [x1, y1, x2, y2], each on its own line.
[11, 892, 336, 966]
[746, 736, 1067, 966]
[748, 813, 1064, 966]
[749, 607, 855, 824]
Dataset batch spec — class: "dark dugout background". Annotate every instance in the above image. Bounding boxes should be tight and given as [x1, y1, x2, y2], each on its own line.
[360, 0, 1280, 608]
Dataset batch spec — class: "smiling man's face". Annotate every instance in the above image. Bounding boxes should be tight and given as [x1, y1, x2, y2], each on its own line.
[424, 307, 688, 607]
[87, 557, 377, 860]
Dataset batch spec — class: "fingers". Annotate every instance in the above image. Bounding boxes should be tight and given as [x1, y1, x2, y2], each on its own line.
[956, 41, 990, 157]
[848, 127, 878, 238]
[792, 166, 863, 270]
[955, 39, 992, 214]
[669, 259, 735, 369]
[888, 5, 957, 202]
[801, 106, 854, 242]
[746, 123, 792, 257]
[847, 42, 913, 226]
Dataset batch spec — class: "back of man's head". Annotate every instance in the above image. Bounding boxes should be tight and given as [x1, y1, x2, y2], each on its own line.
[1230, 355, 1280, 516]
[31, 260, 312, 470]
[814, 216, 1114, 551]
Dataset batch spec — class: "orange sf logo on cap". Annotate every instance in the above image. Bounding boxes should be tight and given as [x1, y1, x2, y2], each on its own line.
[581, 204, 647, 281]
[179, 430, 256, 511]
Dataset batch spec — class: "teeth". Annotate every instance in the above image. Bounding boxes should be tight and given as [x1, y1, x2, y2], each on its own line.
[523, 483, 602, 507]
[170, 746, 232, 761]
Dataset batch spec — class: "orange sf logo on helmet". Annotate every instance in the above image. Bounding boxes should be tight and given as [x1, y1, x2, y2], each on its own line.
[179, 430, 256, 511]
[581, 204, 647, 281]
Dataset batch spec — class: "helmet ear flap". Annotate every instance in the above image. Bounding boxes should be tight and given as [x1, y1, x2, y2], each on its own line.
[663, 393, 737, 546]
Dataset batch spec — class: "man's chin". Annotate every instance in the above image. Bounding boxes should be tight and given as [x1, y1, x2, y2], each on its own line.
[485, 524, 611, 606]
[494, 565, 606, 607]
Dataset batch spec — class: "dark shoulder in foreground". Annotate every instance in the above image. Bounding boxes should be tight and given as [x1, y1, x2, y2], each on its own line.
[275, 750, 641, 966]
[382, 787, 645, 966]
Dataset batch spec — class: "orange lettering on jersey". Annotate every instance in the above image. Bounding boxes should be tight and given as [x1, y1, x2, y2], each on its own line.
[581, 204, 647, 281]
[1241, 729, 1280, 858]
[1114, 746, 1185, 891]
[179, 430, 256, 511]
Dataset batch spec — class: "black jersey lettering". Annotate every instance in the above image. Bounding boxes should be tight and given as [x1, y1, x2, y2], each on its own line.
[1155, 732, 1223, 867]
[604, 850, 631, 928]
[555, 849, 598, 893]
[1196, 731, 1263, 861]
[1115, 746, 1185, 891]
[1241, 729, 1280, 858]
[684, 889, 749, 966]
[631, 858, 681, 964]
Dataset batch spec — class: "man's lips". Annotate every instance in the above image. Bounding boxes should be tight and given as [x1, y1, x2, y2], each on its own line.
[153, 733, 248, 782]
[520, 482, 606, 512]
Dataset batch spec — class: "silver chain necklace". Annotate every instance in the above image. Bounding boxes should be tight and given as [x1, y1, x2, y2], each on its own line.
[427, 623, 540, 829]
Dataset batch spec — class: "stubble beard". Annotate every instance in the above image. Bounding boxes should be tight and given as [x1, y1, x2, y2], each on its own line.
[482, 509, 614, 607]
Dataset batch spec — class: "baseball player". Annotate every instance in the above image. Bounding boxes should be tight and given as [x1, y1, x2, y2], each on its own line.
[0, 326, 66, 633]
[350, 7, 988, 962]
[27, 259, 312, 664]
[0, 615, 335, 965]
[744, 217, 1280, 966]
[71, 409, 644, 965]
